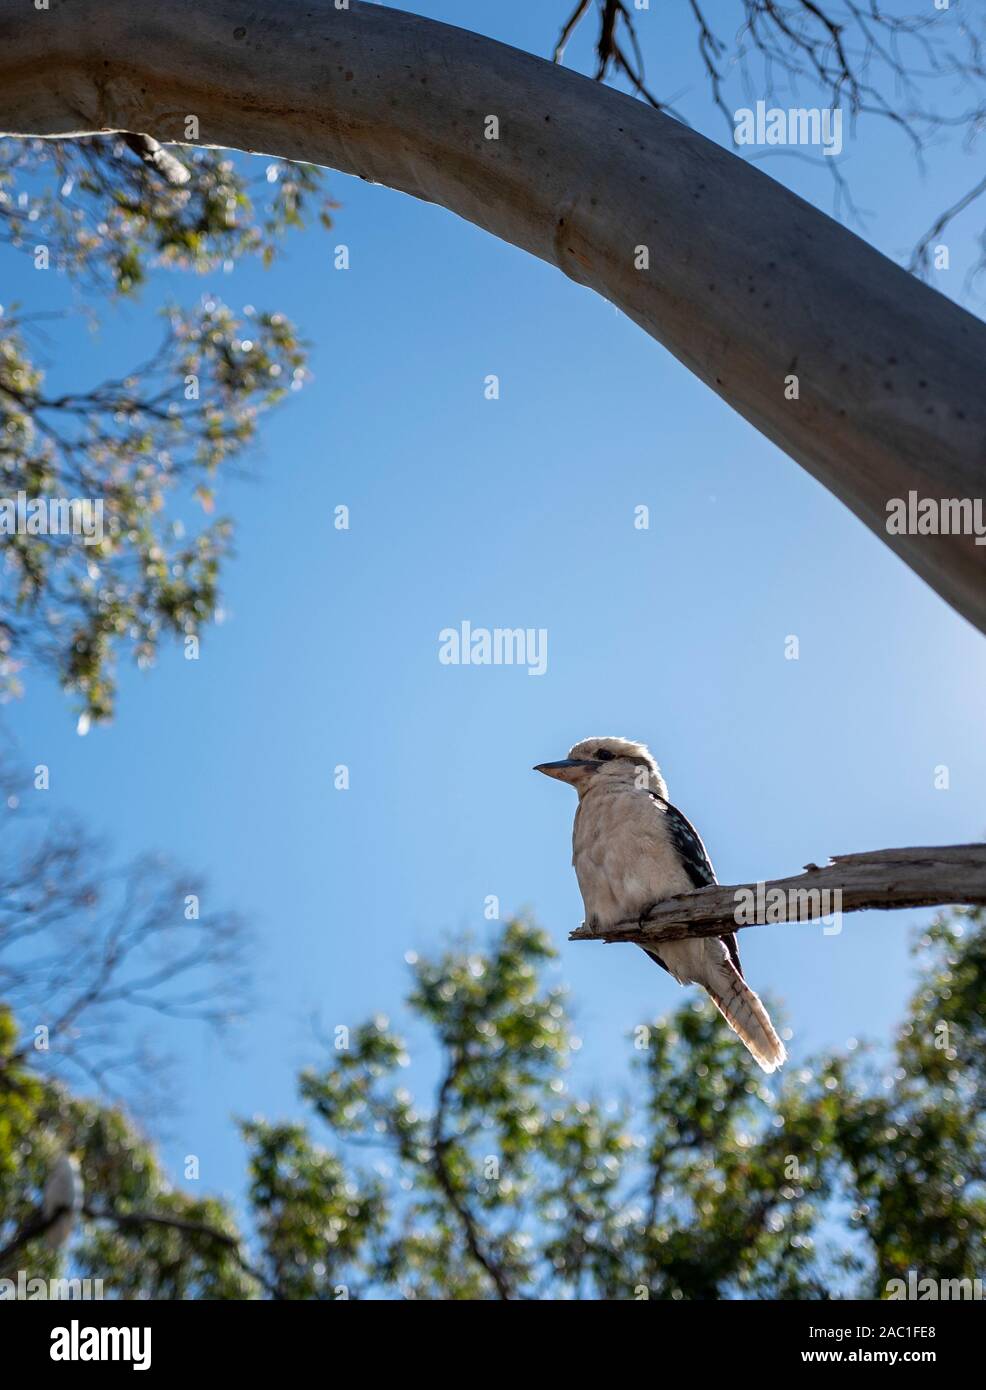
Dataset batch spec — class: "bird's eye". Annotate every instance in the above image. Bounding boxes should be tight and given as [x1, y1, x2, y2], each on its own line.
[595, 748, 615, 761]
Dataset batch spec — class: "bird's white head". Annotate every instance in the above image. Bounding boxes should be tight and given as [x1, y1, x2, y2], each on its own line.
[534, 736, 667, 798]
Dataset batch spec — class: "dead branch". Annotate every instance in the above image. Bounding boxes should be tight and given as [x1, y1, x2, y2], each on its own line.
[569, 844, 986, 947]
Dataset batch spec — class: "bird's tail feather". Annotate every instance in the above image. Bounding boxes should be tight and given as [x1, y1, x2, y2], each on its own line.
[704, 965, 786, 1074]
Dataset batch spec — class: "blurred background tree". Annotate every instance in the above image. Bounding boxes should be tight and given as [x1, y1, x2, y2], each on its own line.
[3, 902, 983, 1299]
[0, 138, 329, 723]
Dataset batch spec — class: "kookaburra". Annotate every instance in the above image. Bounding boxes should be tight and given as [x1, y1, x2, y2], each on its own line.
[535, 737, 786, 1073]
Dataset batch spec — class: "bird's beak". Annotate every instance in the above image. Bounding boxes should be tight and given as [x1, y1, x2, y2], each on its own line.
[533, 759, 599, 784]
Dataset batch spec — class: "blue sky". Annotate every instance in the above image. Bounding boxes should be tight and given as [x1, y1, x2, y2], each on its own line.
[4, 0, 986, 1216]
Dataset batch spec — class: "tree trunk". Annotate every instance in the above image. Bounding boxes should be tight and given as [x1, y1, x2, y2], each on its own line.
[2, 0, 984, 631]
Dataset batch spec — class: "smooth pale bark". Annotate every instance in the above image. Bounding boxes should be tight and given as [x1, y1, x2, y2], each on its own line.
[2, 0, 985, 630]
[568, 844, 986, 945]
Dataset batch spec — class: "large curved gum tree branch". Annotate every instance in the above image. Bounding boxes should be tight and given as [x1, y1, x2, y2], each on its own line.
[1, 0, 985, 631]
[569, 844, 986, 948]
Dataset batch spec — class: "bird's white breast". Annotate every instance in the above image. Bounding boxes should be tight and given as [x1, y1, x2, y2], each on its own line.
[572, 784, 695, 929]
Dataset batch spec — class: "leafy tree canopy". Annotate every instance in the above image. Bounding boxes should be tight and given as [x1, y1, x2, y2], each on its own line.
[0, 138, 329, 721]
[3, 909, 983, 1299]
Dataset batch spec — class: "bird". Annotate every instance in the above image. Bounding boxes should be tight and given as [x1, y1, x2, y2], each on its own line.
[41, 1152, 83, 1251]
[534, 736, 786, 1074]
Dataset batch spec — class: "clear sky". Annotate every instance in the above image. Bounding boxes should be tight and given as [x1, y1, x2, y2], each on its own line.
[4, 0, 986, 1218]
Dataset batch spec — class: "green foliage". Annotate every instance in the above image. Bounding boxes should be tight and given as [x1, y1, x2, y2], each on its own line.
[2, 911, 985, 1300]
[831, 910, 986, 1289]
[0, 138, 333, 292]
[242, 1120, 385, 1300]
[0, 1041, 256, 1298]
[1, 299, 306, 720]
[0, 137, 328, 721]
